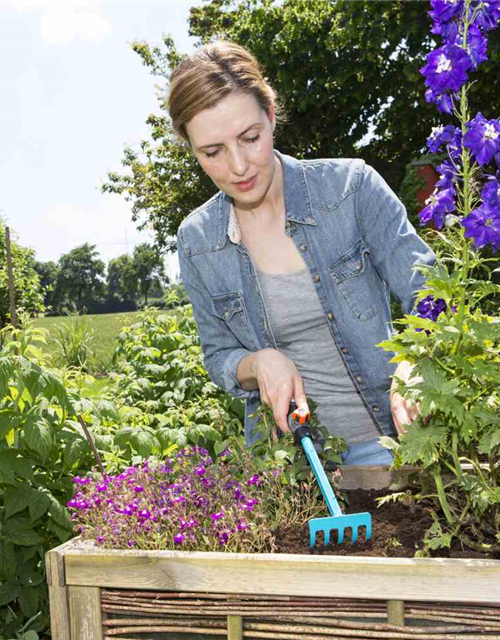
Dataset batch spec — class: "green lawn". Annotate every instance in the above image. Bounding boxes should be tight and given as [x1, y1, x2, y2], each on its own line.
[32, 310, 160, 375]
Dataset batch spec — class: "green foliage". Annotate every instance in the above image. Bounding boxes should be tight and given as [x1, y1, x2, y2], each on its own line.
[379, 227, 500, 554]
[52, 312, 96, 371]
[52, 243, 106, 314]
[101, 0, 500, 250]
[0, 220, 45, 330]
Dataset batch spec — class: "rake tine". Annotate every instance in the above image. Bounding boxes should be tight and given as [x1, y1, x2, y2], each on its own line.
[351, 527, 358, 544]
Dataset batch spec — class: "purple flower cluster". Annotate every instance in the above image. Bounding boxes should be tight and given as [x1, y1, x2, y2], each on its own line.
[67, 446, 276, 553]
[421, 0, 500, 113]
[418, 0, 500, 250]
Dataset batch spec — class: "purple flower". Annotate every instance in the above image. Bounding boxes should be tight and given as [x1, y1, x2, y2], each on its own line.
[419, 187, 456, 229]
[429, 0, 464, 25]
[138, 509, 151, 520]
[195, 466, 206, 476]
[464, 113, 500, 166]
[461, 203, 500, 248]
[237, 520, 249, 532]
[468, 0, 500, 31]
[417, 295, 448, 321]
[134, 485, 144, 493]
[211, 511, 225, 521]
[218, 531, 230, 545]
[481, 176, 500, 207]
[424, 88, 456, 114]
[464, 24, 489, 69]
[435, 160, 457, 190]
[420, 45, 472, 94]
[174, 532, 185, 544]
[426, 124, 459, 153]
[244, 498, 258, 512]
[246, 474, 260, 486]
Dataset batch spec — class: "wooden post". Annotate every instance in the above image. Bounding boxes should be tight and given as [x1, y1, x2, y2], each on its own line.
[227, 614, 243, 640]
[387, 599, 405, 625]
[5, 226, 17, 329]
[46, 549, 71, 640]
[68, 586, 103, 640]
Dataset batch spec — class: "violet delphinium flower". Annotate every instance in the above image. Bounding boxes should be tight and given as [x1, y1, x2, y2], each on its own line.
[419, 187, 456, 229]
[463, 113, 500, 165]
[435, 160, 457, 190]
[426, 124, 460, 153]
[430, 0, 464, 25]
[420, 45, 472, 94]
[461, 203, 500, 248]
[464, 24, 489, 69]
[481, 176, 500, 207]
[468, 0, 500, 31]
[425, 88, 456, 114]
[417, 295, 448, 321]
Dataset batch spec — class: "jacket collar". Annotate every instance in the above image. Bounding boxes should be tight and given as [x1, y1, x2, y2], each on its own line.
[220, 149, 317, 247]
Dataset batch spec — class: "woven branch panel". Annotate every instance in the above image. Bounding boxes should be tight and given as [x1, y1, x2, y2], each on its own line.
[101, 590, 500, 639]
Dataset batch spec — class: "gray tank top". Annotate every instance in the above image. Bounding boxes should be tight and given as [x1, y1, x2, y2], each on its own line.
[256, 266, 379, 444]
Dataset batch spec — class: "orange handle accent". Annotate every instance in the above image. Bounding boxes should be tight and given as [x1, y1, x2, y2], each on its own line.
[291, 406, 310, 424]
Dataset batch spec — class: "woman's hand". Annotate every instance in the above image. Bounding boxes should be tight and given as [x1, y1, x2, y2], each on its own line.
[390, 360, 421, 435]
[251, 349, 308, 434]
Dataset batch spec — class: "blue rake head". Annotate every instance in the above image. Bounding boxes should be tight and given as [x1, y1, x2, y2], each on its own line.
[309, 512, 372, 547]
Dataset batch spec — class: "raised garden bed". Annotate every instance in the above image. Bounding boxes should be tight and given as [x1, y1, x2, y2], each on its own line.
[46, 471, 500, 640]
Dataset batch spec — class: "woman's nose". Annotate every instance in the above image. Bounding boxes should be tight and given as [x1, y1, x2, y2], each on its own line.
[228, 148, 248, 177]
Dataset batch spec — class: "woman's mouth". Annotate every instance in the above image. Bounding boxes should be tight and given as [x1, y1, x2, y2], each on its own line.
[234, 175, 257, 192]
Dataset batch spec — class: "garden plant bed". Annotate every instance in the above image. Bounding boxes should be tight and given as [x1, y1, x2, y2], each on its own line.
[47, 478, 500, 640]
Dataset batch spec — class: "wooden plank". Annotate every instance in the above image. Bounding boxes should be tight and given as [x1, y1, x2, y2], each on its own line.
[387, 599, 405, 626]
[46, 550, 71, 640]
[227, 615, 243, 640]
[59, 539, 500, 604]
[69, 586, 103, 640]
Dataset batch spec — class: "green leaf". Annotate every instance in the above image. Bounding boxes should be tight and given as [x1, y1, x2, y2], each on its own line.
[0, 579, 21, 606]
[46, 519, 72, 543]
[23, 418, 53, 462]
[96, 399, 121, 422]
[22, 631, 40, 640]
[47, 495, 73, 530]
[4, 485, 50, 522]
[0, 540, 17, 580]
[3, 517, 44, 547]
[19, 585, 39, 618]
[399, 421, 447, 467]
[0, 410, 19, 439]
[19, 566, 44, 587]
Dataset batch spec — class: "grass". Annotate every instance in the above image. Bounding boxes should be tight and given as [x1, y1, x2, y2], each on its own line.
[32, 310, 163, 375]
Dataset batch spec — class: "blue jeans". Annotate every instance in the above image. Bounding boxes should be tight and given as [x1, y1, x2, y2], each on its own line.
[341, 437, 393, 466]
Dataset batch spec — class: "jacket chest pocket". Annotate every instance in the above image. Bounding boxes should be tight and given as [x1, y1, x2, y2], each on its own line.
[212, 292, 258, 349]
[330, 239, 381, 321]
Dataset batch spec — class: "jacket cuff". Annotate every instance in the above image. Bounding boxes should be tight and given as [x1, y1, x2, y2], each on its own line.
[219, 348, 261, 401]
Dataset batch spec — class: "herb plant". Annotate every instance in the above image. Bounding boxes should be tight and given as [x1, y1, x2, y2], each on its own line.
[379, 0, 500, 555]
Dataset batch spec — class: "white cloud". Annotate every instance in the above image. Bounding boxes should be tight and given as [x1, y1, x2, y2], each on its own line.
[8, 1, 113, 44]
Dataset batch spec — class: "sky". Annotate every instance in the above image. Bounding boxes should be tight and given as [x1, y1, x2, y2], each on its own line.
[0, 0, 203, 281]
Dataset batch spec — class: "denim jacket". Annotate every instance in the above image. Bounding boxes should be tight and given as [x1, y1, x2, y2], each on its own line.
[177, 150, 435, 445]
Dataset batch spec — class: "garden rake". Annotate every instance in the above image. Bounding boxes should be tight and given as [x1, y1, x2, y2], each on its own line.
[288, 402, 372, 547]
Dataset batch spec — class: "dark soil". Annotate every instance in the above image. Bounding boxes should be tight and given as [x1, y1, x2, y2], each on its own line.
[274, 489, 499, 560]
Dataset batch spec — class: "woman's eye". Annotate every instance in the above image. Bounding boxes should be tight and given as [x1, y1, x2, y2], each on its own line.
[244, 134, 260, 144]
[205, 149, 220, 159]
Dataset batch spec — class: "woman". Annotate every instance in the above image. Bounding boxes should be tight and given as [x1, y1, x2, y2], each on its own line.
[170, 41, 433, 465]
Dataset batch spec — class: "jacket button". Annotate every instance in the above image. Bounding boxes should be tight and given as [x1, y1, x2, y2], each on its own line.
[372, 405, 380, 412]
[224, 310, 230, 320]
[341, 347, 348, 354]
[356, 376, 362, 383]
[314, 274, 320, 283]
[355, 263, 362, 272]
[327, 312, 334, 320]
[300, 244, 308, 252]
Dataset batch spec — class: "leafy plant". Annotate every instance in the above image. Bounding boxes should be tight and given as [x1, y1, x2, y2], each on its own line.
[379, 0, 500, 556]
[52, 312, 96, 370]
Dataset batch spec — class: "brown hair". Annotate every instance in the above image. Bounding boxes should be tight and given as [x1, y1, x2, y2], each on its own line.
[168, 40, 285, 142]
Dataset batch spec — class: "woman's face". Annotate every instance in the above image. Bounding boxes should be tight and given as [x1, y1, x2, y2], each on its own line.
[185, 92, 278, 210]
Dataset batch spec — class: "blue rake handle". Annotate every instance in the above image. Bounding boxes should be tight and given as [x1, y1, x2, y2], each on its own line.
[288, 404, 372, 547]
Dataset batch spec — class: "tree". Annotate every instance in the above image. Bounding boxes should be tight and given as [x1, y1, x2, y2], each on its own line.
[132, 243, 167, 305]
[53, 243, 106, 313]
[106, 254, 138, 305]
[0, 217, 45, 328]
[33, 260, 59, 311]
[101, 0, 500, 251]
